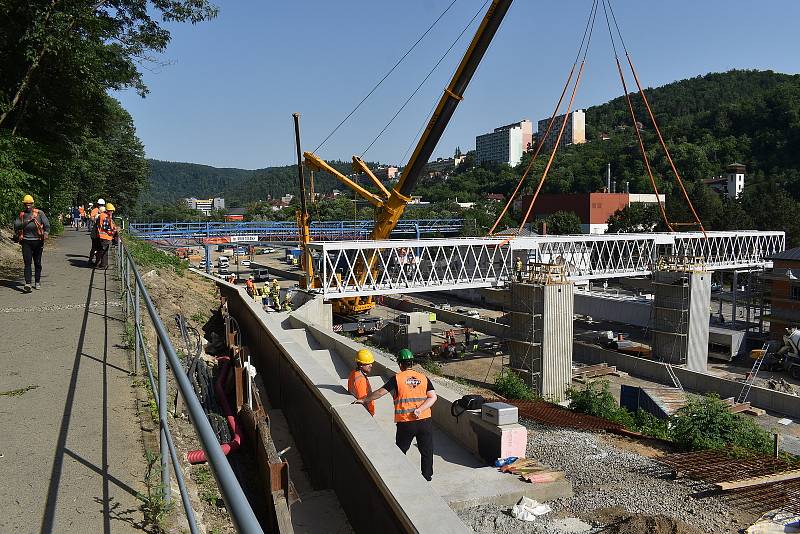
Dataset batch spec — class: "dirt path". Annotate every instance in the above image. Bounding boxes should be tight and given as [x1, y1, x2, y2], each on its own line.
[0, 231, 146, 533]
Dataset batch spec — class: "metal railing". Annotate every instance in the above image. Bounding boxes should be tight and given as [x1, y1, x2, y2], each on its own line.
[116, 239, 263, 533]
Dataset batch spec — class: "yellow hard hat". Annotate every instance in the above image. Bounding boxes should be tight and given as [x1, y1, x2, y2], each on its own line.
[105, 203, 115, 211]
[22, 194, 34, 204]
[355, 349, 374, 365]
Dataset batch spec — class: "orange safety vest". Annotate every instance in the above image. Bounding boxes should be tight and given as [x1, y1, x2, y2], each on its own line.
[78, 206, 85, 217]
[97, 211, 116, 241]
[90, 207, 99, 219]
[246, 279, 255, 291]
[348, 369, 374, 416]
[18, 209, 45, 240]
[393, 370, 431, 423]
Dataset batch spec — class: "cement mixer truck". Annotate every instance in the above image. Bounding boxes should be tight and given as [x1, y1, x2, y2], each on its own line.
[753, 328, 800, 379]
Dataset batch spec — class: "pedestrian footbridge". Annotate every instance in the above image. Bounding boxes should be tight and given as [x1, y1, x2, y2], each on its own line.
[306, 230, 785, 299]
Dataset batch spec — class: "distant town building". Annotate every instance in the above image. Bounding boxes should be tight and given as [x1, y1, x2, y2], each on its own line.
[762, 247, 800, 340]
[703, 163, 746, 200]
[424, 157, 457, 178]
[185, 197, 225, 216]
[223, 207, 247, 222]
[475, 119, 533, 166]
[373, 166, 400, 182]
[486, 193, 505, 202]
[536, 110, 586, 151]
[514, 192, 665, 234]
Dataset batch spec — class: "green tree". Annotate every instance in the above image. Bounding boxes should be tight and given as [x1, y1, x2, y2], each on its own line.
[544, 210, 582, 235]
[0, 0, 217, 222]
[607, 203, 661, 233]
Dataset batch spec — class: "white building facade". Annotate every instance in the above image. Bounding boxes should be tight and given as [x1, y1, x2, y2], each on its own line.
[475, 119, 533, 166]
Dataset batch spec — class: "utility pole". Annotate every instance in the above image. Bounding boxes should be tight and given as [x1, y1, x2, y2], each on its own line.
[607, 163, 611, 192]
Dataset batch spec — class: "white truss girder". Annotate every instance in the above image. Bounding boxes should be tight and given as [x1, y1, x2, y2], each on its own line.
[307, 231, 785, 299]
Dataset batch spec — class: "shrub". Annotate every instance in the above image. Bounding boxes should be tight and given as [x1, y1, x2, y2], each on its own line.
[419, 357, 443, 376]
[123, 234, 187, 275]
[669, 394, 773, 455]
[494, 369, 537, 401]
[567, 380, 634, 427]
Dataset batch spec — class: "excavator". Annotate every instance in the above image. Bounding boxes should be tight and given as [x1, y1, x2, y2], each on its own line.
[299, 0, 514, 316]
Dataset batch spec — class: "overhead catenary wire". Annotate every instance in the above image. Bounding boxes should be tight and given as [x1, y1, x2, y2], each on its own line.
[361, 0, 491, 158]
[312, 0, 460, 154]
[517, 1, 599, 232]
[488, 0, 599, 235]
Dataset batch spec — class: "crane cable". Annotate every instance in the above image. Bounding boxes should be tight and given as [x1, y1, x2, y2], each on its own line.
[517, 1, 599, 232]
[600, 0, 672, 232]
[361, 0, 491, 158]
[312, 0, 461, 154]
[488, 0, 598, 235]
[604, 0, 706, 235]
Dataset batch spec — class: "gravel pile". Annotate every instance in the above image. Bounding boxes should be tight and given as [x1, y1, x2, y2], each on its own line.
[458, 422, 751, 534]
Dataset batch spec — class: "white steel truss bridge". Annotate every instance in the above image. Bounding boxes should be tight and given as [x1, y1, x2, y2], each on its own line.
[305, 231, 785, 299]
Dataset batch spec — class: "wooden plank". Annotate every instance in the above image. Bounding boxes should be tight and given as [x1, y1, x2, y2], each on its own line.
[716, 469, 800, 491]
[234, 366, 244, 414]
[572, 363, 608, 376]
[743, 407, 766, 416]
[728, 402, 751, 414]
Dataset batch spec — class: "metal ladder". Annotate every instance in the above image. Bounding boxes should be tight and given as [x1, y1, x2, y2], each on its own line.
[737, 343, 769, 403]
[664, 363, 684, 391]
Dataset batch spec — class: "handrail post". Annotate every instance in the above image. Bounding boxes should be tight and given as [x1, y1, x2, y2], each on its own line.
[134, 282, 141, 374]
[157, 340, 171, 503]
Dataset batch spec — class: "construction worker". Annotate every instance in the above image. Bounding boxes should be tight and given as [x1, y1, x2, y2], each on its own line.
[13, 194, 50, 292]
[269, 278, 281, 308]
[88, 198, 106, 266]
[246, 276, 255, 297]
[348, 349, 375, 416]
[354, 348, 437, 481]
[515, 256, 524, 282]
[281, 293, 293, 311]
[94, 203, 117, 269]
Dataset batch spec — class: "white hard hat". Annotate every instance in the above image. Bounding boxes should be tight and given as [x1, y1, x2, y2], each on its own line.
[97, 198, 106, 205]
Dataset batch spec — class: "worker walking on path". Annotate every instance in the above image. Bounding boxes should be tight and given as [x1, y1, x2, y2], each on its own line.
[348, 349, 376, 416]
[13, 194, 50, 293]
[354, 348, 437, 481]
[88, 198, 105, 266]
[94, 203, 118, 269]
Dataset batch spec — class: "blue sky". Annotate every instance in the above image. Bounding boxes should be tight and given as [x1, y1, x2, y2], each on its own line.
[115, 1, 800, 169]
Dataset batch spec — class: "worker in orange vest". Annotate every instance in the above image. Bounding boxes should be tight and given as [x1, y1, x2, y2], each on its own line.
[245, 276, 255, 296]
[94, 203, 118, 269]
[13, 194, 50, 292]
[348, 349, 375, 416]
[354, 348, 437, 481]
[88, 198, 105, 266]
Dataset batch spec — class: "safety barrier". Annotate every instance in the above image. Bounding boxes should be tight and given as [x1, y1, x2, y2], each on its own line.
[116, 240, 263, 533]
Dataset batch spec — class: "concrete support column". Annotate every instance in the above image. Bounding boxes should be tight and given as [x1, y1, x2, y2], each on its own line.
[508, 281, 574, 401]
[651, 268, 711, 372]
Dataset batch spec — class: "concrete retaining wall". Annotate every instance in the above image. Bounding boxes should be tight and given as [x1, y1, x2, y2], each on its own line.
[573, 342, 800, 419]
[574, 291, 652, 328]
[383, 295, 510, 338]
[216, 281, 468, 533]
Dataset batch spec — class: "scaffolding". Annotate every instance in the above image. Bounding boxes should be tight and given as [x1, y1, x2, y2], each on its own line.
[508, 263, 573, 401]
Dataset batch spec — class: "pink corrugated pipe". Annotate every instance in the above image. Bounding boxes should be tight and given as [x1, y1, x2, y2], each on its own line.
[187, 357, 241, 464]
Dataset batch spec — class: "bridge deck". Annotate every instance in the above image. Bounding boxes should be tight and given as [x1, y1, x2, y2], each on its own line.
[0, 231, 146, 532]
[306, 231, 785, 299]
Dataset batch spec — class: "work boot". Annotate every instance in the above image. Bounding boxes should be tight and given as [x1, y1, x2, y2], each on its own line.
[23, 283, 31, 293]
[34, 282, 41, 290]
